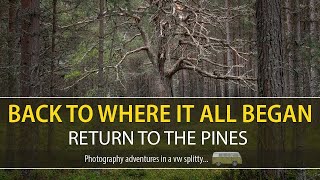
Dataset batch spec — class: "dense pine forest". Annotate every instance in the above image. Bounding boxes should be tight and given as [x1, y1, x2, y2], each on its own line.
[0, 0, 320, 179]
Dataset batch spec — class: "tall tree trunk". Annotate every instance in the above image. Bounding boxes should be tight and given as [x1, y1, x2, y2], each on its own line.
[20, 0, 40, 96]
[155, 2, 173, 97]
[98, 0, 105, 96]
[236, 0, 243, 97]
[225, 0, 234, 97]
[8, 0, 17, 96]
[293, 0, 303, 97]
[31, 0, 40, 96]
[256, 0, 285, 178]
[310, 0, 318, 96]
[50, 0, 57, 97]
[257, 0, 284, 97]
[159, 66, 173, 97]
[107, 16, 116, 96]
[285, 0, 295, 96]
[21, 0, 32, 97]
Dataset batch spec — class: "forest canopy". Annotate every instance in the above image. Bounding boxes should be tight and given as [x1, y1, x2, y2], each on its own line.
[0, 0, 320, 179]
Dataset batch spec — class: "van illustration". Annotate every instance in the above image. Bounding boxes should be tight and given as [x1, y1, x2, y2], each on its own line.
[212, 152, 242, 167]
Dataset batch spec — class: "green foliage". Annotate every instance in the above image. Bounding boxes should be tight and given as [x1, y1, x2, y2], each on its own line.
[0, 170, 226, 180]
[310, 40, 320, 60]
[1, 170, 316, 180]
[65, 70, 82, 80]
[0, 170, 22, 180]
[109, 0, 131, 9]
[300, 37, 320, 68]
[123, 169, 147, 178]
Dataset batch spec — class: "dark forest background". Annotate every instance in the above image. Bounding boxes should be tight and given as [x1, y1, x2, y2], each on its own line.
[0, 0, 320, 179]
